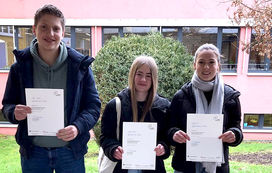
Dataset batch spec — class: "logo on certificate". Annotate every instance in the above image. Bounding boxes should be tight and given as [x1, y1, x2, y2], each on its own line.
[54, 91, 61, 96]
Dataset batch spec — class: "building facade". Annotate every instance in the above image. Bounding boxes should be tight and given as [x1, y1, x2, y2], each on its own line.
[0, 0, 271, 140]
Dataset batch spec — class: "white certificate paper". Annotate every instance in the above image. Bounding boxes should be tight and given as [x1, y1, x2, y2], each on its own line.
[122, 122, 157, 170]
[25, 88, 64, 136]
[186, 114, 224, 162]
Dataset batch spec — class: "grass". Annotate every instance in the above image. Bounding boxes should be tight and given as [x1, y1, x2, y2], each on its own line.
[0, 134, 271, 173]
[229, 140, 272, 153]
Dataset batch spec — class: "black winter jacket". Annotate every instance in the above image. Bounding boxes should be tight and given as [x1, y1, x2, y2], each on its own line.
[100, 88, 170, 173]
[168, 82, 243, 173]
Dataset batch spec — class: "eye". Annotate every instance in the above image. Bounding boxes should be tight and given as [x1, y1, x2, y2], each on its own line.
[136, 73, 143, 77]
[146, 74, 152, 78]
[40, 25, 47, 30]
[53, 27, 60, 32]
[209, 61, 215, 65]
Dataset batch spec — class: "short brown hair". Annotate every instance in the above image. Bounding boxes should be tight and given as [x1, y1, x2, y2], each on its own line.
[34, 4, 65, 29]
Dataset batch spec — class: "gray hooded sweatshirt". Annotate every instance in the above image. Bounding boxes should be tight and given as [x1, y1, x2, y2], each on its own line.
[30, 38, 68, 147]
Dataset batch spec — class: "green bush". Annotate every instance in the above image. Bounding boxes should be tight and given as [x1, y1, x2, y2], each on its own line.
[93, 33, 193, 144]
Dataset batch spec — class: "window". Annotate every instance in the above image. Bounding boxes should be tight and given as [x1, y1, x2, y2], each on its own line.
[62, 26, 71, 47]
[17, 27, 34, 50]
[123, 27, 158, 36]
[0, 25, 14, 69]
[102, 27, 119, 45]
[0, 109, 7, 122]
[182, 27, 218, 55]
[102, 27, 159, 45]
[0, 26, 13, 36]
[248, 30, 271, 72]
[75, 27, 91, 56]
[244, 114, 272, 129]
[162, 27, 178, 40]
[221, 28, 239, 72]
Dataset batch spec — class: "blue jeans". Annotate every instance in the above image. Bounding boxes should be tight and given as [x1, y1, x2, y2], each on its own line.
[21, 146, 85, 173]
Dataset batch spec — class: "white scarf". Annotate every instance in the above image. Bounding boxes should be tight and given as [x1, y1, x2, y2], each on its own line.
[191, 72, 224, 173]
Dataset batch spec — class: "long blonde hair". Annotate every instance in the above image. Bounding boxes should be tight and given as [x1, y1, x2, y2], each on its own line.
[128, 56, 158, 122]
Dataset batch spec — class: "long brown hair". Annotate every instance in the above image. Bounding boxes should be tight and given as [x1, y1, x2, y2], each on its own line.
[128, 56, 158, 122]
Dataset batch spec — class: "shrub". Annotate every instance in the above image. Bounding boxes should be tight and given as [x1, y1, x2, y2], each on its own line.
[93, 33, 193, 144]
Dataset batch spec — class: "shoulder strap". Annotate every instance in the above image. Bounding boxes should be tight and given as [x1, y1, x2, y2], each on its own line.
[115, 97, 121, 140]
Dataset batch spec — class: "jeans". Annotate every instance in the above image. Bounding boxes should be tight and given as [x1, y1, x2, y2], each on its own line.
[128, 170, 142, 173]
[21, 146, 85, 173]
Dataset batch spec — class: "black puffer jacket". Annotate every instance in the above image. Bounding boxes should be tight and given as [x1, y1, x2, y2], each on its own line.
[168, 82, 243, 173]
[100, 88, 170, 173]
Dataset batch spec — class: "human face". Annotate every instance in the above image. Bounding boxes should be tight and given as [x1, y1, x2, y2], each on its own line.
[33, 14, 64, 53]
[134, 64, 152, 94]
[194, 50, 220, 81]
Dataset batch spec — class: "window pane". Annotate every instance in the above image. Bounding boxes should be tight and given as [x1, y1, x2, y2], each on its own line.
[162, 28, 178, 40]
[248, 30, 270, 72]
[244, 114, 259, 128]
[182, 27, 217, 55]
[0, 109, 7, 122]
[18, 27, 33, 50]
[123, 27, 158, 36]
[264, 114, 272, 128]
[75, 28, 91, 56]
[103, 28, 119, 44]
[221, 28, 239, 71]
[0, 25, 14, 69]
[63, 27, 71, 47]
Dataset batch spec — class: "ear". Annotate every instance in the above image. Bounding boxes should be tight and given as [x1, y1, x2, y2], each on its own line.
[218, 63, 221, 72]
[193, 62, 196, 70]
[32, 25, 36, 36]
[62, 28, 65, 38]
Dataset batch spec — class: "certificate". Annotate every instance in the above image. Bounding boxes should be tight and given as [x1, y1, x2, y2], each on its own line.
[122, 122, 157, 170]
[186, 114, 224, 162]
[25, 88, 64, 136]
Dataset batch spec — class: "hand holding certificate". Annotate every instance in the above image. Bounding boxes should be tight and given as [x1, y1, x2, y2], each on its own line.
[25, 88, 64, 136]
[186, 114, 224, 163]
[122, 122, 157, 170]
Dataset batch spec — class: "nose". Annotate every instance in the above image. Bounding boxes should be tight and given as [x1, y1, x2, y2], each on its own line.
[140, 76, 147, 81]
[204, 63, 209, 69]
[48, 28, 54, 36]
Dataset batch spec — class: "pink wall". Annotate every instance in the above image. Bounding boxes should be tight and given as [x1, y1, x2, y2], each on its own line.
[223, 27, 272, 115]
[0, 0, 232, 19]
[91, 27, 102, 57]
[0, 72, 8, 109]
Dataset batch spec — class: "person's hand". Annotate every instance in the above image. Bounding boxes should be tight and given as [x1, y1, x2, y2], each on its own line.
[173, 130, 190, 143]
[14, 105, 31, 121]
[154, 144, 165, 156]
[219, 131, 236, 143]
[113, 146, 123, 160]
[57, 125, 78, 141]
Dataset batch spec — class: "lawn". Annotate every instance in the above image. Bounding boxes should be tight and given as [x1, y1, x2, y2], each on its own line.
[0, 134, 271, 173]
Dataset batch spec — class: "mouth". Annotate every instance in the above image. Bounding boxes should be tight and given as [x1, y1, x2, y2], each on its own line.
[44, 38, 56, 43]
[137, 83, 147, 87]
[202, 72, 211, 75]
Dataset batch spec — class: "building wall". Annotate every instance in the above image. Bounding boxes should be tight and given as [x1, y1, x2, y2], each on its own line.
[0, 0, 232, 19]
[0, 0, 271, 138]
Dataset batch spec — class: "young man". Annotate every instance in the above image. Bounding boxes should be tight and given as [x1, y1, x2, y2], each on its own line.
[2, 4, 101, 173]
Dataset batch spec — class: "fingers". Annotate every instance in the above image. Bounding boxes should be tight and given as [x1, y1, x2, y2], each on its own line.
[219, 131, 236, 143]
[173, 130, 190, 143]
[154, 144, 165, 156]
[14, 105, 31, 121]
[57, 125, 78, 141]
[113, 146, 123, 160]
